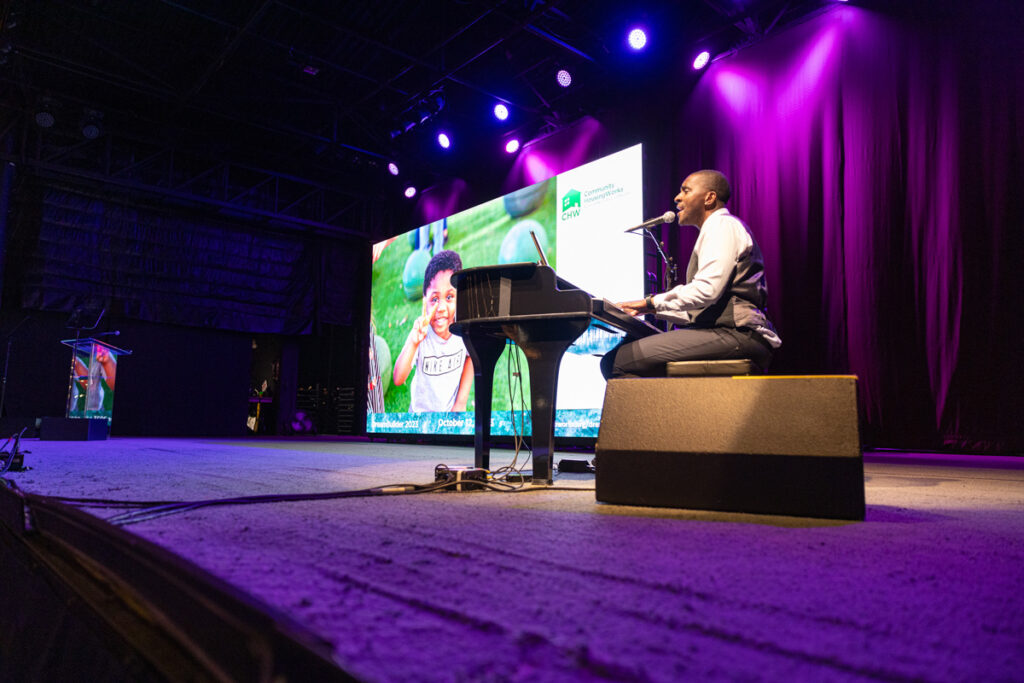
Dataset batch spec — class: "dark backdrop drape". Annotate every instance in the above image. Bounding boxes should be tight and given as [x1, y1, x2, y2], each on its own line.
[7, 184, 365, 334]
[671, 2, 1023, 452]
[1, 183, 368, 435]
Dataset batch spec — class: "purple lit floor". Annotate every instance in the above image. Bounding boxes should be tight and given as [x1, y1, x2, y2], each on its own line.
[10, 438, 1024, 681]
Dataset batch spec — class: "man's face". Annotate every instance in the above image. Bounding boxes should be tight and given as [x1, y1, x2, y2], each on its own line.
[424, 269, 456, 339]
[674, 174, 710, 227]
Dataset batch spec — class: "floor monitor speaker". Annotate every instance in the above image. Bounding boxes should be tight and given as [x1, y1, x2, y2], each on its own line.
[595, 376, 864, 520]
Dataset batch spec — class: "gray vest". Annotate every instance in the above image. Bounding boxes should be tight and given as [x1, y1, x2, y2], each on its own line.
[687, 218, 775, 333]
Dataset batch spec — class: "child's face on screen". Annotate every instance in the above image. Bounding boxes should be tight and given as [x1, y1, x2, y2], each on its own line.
[424, 269, 456, 339]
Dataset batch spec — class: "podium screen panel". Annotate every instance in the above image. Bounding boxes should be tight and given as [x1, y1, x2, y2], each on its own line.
[68, 342, 118, 423]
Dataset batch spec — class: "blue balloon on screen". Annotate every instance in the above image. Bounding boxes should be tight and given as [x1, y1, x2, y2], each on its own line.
[371, 334, 392, 395]
[499, 220, 549, 264]
[402, 248, 432, 300]
[503, 183, 548, 217]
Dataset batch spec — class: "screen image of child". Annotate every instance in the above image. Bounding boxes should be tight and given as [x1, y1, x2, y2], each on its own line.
[392, 250, 474, 412]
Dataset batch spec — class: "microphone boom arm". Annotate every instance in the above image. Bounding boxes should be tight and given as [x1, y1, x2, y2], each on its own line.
[625, 212, 678, 293]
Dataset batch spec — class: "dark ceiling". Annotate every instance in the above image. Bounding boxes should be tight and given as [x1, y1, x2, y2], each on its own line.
[0, 0, 831, 236]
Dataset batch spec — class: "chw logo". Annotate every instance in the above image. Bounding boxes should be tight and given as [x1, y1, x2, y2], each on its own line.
[561, 189, 581, 220]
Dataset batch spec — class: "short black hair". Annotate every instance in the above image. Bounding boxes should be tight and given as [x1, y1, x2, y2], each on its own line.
[423, 249, 462, 295]
[693, 169, 732, 204]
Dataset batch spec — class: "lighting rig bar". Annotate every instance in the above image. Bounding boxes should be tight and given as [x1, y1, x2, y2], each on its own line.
[0, 115, 378, 239]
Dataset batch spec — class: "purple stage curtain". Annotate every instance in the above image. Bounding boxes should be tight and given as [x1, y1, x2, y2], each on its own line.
[672, 2, 1023, 452]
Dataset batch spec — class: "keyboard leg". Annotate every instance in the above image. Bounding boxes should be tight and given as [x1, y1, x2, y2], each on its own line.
[510, 319, 590, 485]
[462, 334, 506, 471]
[527, 355, 559, 484]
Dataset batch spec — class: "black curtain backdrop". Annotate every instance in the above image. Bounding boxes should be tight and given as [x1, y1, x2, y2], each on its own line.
[0, 309, 252, 436]
[7, 184, 366, 335]
[1, 183, 366, 435]
[669, 2, 1023, 452]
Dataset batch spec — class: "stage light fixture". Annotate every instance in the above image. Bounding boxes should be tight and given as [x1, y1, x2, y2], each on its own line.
[404, 186, 417, 198]
[493, 103, 509, 121]
[628, 28, 648, 51]
[437, 132, 451, 149]
[390, 89, 446, 139]
[80, 109, 103, 139]
[556, 69, 572, 88]
[505, 139, 520, 154]
[34, 99, 55, 128]
[388, 162, 400, 176]
[693, 51, 711, 70]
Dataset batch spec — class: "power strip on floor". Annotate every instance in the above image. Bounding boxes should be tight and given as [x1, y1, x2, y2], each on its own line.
[434, 465, 487, 491]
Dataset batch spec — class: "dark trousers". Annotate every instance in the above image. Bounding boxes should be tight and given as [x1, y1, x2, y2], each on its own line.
[600, 327, 773, 379]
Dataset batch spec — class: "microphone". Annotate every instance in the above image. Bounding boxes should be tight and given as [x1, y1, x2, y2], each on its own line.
[94, 330, 120, 337]
[624, 211, 676, 233]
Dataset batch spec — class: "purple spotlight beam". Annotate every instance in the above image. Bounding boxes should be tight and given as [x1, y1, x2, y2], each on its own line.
[437, 132, 451, 149]
[404, 186, 416, 198]
[693, 51, 711, 70]
[388, 162, 399, 176]
[494, 103, 509, 121]
[505, 139, 520, 154]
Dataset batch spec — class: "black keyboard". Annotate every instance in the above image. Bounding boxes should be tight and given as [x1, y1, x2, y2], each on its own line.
[453, 262, 659, 338]
[450, 263, 659, 483]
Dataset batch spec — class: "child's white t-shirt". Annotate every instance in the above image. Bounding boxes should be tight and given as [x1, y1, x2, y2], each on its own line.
[409, 328, 468, 413]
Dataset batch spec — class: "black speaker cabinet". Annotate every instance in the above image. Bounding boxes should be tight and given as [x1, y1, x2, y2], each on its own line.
[39, 417, 109, 441]
[595, 376, 864, 520]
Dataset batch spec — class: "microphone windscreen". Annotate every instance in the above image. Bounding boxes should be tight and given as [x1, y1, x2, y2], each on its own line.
[662, 210, 676, 223]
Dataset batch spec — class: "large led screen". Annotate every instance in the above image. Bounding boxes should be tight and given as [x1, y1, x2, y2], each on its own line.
[368, 143, 644, 437]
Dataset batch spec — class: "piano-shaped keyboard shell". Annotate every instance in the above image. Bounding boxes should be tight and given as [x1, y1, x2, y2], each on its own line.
[451, 263, 658, 483]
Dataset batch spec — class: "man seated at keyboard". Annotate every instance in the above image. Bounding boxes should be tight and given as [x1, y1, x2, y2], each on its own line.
[602, 169, 781, 378]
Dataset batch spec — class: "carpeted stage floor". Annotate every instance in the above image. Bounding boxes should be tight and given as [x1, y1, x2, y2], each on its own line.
[5, 437, 1023, 681]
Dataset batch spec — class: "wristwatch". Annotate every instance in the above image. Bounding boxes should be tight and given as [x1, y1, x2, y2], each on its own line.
[645, 294, 654, 310]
